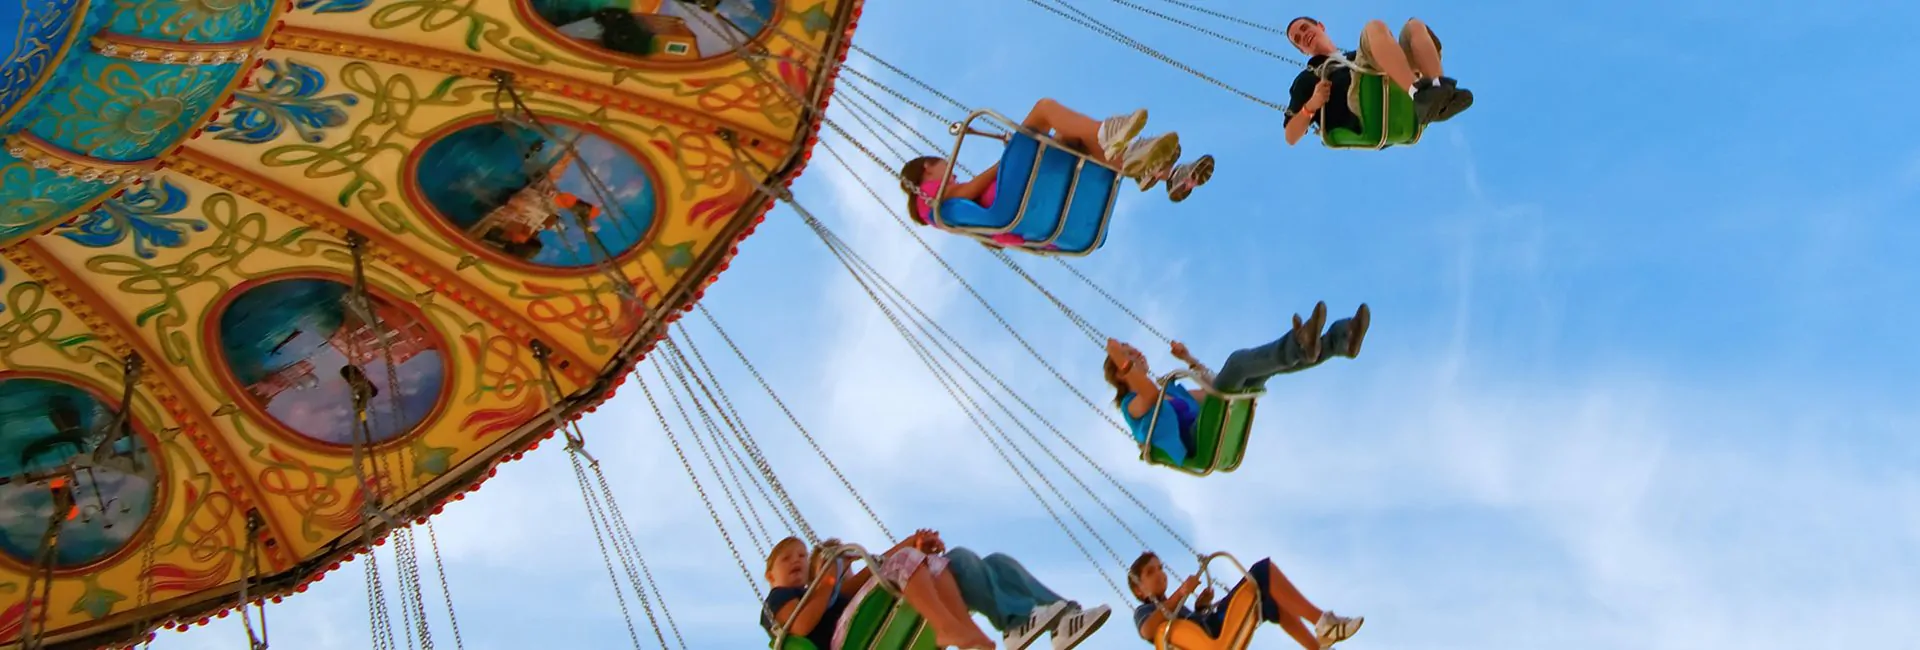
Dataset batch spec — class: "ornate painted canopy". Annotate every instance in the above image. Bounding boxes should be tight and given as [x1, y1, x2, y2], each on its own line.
[0, 0, 858, 645]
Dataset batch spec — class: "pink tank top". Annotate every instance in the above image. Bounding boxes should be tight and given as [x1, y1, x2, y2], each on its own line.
[915, 177, 997, 224]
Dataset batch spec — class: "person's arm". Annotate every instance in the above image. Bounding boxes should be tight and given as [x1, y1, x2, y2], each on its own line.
[772, 575, 838, 636]
[1168, 342, 1216, 396]
[1134, 576, 1204, 640]
[1284, 72, 1330, 146]
[1122, 369, 1163, 419]
[944, 164, 1000, 201]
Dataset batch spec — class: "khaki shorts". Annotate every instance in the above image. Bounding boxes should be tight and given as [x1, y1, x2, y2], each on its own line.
[1345, 23, 1443, 116]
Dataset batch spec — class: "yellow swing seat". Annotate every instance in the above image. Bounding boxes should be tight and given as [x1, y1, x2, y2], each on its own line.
[1150, 552, 1264, 650]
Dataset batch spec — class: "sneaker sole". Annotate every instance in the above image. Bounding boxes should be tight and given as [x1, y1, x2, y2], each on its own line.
[1433, 88, 1473, 123]
[1124, 135, 1181, 190]
[1322, 617, 1364, 646]
[1100, 109, 1148, 162]
[1167, 155, 1214, 203]
[1414, 85, 1456, 124]
[1006, 603, 1071, 650]
[1053, 607, 1111, 650]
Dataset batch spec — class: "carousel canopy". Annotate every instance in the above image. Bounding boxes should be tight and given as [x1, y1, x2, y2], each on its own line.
[0, 0, 858, 645]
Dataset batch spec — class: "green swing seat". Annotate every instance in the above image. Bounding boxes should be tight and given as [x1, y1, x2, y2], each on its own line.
[1139, 370, 1261, 477]
[1322, 72, 1424, 150]
[770, 546, 938, 650]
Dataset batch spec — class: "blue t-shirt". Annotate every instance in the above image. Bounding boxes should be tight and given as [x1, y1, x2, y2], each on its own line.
[1121, 383, 1201, 460]
[762, 586, 846, 649]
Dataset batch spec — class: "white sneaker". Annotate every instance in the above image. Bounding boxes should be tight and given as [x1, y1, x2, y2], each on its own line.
[1096, 109, 1149, 163]
[1004, 601, 1071, 650]
[1120, 133, 1182, 191]
[1313, 611, 1364, 648]
[1049, 604, 1110, 650]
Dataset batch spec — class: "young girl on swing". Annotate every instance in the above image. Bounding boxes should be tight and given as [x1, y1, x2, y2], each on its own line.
[1101, 302, 1369, 465]
[898, 98, 1216, 227]
[761, 534, 999, 650]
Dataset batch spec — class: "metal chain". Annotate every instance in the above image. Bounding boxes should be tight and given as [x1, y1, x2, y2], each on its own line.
[566, 448, 647, 650]
[695, 304, 893, 543]
[1023, 0, 1287, 111]
[1051, 258, 1175, 344]
[660, 337, 817, 544]
[989, 250, 1107, 346]
[634, 363, 765, 599]
[532, 343, 645, 650]
[421, 521, 466, 650]
[656, 342, 778, 552]
[807, 138, 1212, 567]
[1099, 0, 1302, 63]
[571, 430, 674, 650]
[797, 214, 1128, 600]
[1149, 0, 1287, 34]
[586, 459, 690, 650]
[671, 327, 802, 537]
[652, 345, 772, 556]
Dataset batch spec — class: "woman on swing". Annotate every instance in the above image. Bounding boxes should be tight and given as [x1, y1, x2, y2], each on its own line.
[761, 533, 999, 650]
[1101, 302, 1369, 465]
[899, 98, 1217, 227]
[1129, 552, 1363, 650]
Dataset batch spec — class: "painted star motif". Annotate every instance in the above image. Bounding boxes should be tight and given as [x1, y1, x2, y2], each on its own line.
[653, 240, 696, 274]
[411, 440, 455, 478]
[798, 4, 832, 37]
[72, 579, 125, 620]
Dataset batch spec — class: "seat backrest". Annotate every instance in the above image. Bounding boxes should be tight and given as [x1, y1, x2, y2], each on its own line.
[833, 581, 937, 650]
[1185, 397, 1256, 473]
[1324, 73, 1424, 150]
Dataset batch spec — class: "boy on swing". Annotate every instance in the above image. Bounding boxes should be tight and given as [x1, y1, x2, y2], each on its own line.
[1282, 16, 1474, 147]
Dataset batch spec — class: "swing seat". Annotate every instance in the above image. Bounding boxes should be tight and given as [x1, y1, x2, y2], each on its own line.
[1322, 73, 1423, 150]
[1139, 370, 1260, 477]
[829, 581, 938, 650]
[931, 109, 1122, 257]
[1153, 553, 1262, 650]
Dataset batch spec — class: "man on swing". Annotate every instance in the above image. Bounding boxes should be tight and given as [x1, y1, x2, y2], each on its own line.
[1281, 16, 1474, 147]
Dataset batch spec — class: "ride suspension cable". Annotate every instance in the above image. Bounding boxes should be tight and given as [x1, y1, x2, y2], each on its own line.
[709, 2, 1214, 577]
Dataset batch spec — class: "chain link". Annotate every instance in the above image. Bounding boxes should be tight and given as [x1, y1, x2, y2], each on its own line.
[1024, 0, 1287, 111]
[1099, 0, 1302, 63]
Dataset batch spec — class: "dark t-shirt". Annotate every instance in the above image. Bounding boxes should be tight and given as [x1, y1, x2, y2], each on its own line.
[1132, 600, 1217, 639]
[1287, 52, 1364, 136]
[762, 586, 847, 649]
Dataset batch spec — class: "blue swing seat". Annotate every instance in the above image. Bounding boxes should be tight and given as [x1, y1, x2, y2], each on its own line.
[928, 110, 1123, 257]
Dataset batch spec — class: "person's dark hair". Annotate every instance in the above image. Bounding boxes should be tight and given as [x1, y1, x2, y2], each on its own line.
[899, 156, 942, 224]
[1102, 356, 1130, 406]
[1127, 552, 1160, 603]
[1286, 16, 1320, 31]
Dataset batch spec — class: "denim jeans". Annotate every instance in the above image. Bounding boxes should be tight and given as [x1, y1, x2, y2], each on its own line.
[1212, 317, 1358, 393]
[945, 547, 1065, 632]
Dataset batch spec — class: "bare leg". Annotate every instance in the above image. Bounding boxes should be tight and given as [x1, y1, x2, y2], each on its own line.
[1401, 18, 1443, 78]
[1275, 616, 1319, 650]
[930, 570, 978, 632]
[1019, 98, 1117, 165]
[1259, 563, 1325, 624]
[902, 568, 994, 647]
[1359, 20, 1418, 91]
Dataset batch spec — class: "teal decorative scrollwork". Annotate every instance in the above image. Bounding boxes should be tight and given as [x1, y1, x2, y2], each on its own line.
[205, 59, 358, 145]
[106, 0, 277, 42]
[24, 54, 241, 162]
[54, 177, 205, 259]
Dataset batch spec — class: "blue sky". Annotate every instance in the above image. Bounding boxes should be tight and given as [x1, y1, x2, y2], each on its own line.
[157, 0, 1920, 649]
